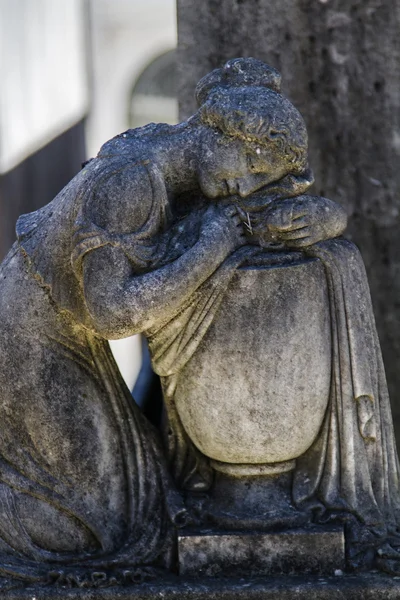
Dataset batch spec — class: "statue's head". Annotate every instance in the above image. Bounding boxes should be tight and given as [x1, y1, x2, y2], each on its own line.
[194, 58, 312, 200]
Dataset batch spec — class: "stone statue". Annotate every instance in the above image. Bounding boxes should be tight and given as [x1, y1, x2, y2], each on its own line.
[0, 57, 399, 586]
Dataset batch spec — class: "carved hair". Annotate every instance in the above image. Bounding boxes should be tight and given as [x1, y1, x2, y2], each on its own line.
[195, 58, 282, 105]
[196, 58, 308, 173]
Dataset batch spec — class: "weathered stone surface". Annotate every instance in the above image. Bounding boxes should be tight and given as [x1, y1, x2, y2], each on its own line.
[0, 54, 399, 585]
[178, 527, 345, 577]
[3, 574, 400, 600]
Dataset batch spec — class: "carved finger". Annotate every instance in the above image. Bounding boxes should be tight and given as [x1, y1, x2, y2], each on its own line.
[266, 218, 291, 232]
[235, 206, 248, 221]
[278, 210, 292, 229]
[292, 203, 311, 221]
[284, 236, 313, 248]
[291, 209, 309, 221]
[231, 215, 242, 226]
[289, 216, 309, 230]
[276, 217, 309, 233]
[279, 227, 311, 241]
[266, 204, 303, 231]
[267, 218, 303, 233]
[223, 205, 238, 217]
[265, 208, 289, 229]
[280, 204, 294, 225]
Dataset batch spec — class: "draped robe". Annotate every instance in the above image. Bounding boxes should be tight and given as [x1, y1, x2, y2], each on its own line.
[0, 145, 184, 582]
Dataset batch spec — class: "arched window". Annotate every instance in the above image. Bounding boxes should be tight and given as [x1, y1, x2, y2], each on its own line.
[129, 49, 178, 128]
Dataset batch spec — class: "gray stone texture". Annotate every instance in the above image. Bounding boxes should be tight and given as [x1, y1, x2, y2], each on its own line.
[2, 574, 400, 599]
[1, 51, 400, 589]
[178, 527, 345, 577]
[177, 0, 400, 447]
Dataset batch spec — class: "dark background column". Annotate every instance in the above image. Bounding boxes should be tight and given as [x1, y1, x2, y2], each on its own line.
[177, 0, 400, 446]
[0, 121, 86, 259]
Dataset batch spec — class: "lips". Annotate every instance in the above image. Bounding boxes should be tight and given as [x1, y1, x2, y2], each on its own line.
[225, 180, 239, 196]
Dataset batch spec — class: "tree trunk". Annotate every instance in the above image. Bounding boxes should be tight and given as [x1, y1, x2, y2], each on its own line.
[177, 0, 400, 447]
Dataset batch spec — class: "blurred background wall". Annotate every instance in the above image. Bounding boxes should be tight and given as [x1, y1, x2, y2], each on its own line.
[0, 0, 88, 257]
[86, 0, 177, 157]
[0, 0, 178, 402]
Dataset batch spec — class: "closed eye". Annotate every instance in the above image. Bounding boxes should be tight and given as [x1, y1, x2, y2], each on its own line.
[247, 155, 257, 172]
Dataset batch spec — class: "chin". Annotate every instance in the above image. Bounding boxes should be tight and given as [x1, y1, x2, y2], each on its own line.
[199, 178, 223, 200]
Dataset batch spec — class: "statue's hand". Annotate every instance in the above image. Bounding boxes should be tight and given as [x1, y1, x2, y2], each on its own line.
[255, 195, 348, 249]
[199, 204, 247, 253]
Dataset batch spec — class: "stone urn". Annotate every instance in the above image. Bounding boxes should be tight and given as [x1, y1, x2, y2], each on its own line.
[174, 255, 331, 475]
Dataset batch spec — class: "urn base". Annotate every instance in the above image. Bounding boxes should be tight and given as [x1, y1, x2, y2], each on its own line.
[186, 470, 308, 532]
[210, 459, 296, 476]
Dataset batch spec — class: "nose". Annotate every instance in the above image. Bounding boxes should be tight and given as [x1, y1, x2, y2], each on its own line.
[236, 175, 268, 198]
[226, 179, 240, 195]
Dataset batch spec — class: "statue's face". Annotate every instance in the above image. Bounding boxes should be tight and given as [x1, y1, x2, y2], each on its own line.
[198, 129, 292, 199]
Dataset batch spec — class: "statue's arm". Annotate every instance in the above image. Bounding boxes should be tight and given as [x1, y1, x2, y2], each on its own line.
[82, 204, 245, 339]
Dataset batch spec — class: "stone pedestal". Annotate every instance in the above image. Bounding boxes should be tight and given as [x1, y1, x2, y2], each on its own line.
[4, 574, 400, 599]
[178, 527, 345, 577]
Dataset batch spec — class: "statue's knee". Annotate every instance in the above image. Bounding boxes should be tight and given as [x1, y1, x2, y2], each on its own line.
[13, 492, 99, 554]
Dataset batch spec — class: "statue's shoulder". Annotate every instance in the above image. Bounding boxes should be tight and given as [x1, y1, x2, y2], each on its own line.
[97, 122, 175, 158]
[83, 155, 164, 236]
[82, 125, 171, 235]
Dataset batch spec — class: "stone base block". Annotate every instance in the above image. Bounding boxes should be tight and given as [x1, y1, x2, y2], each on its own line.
[178, 526, 345, 577]
[3, 574, 400, 600]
